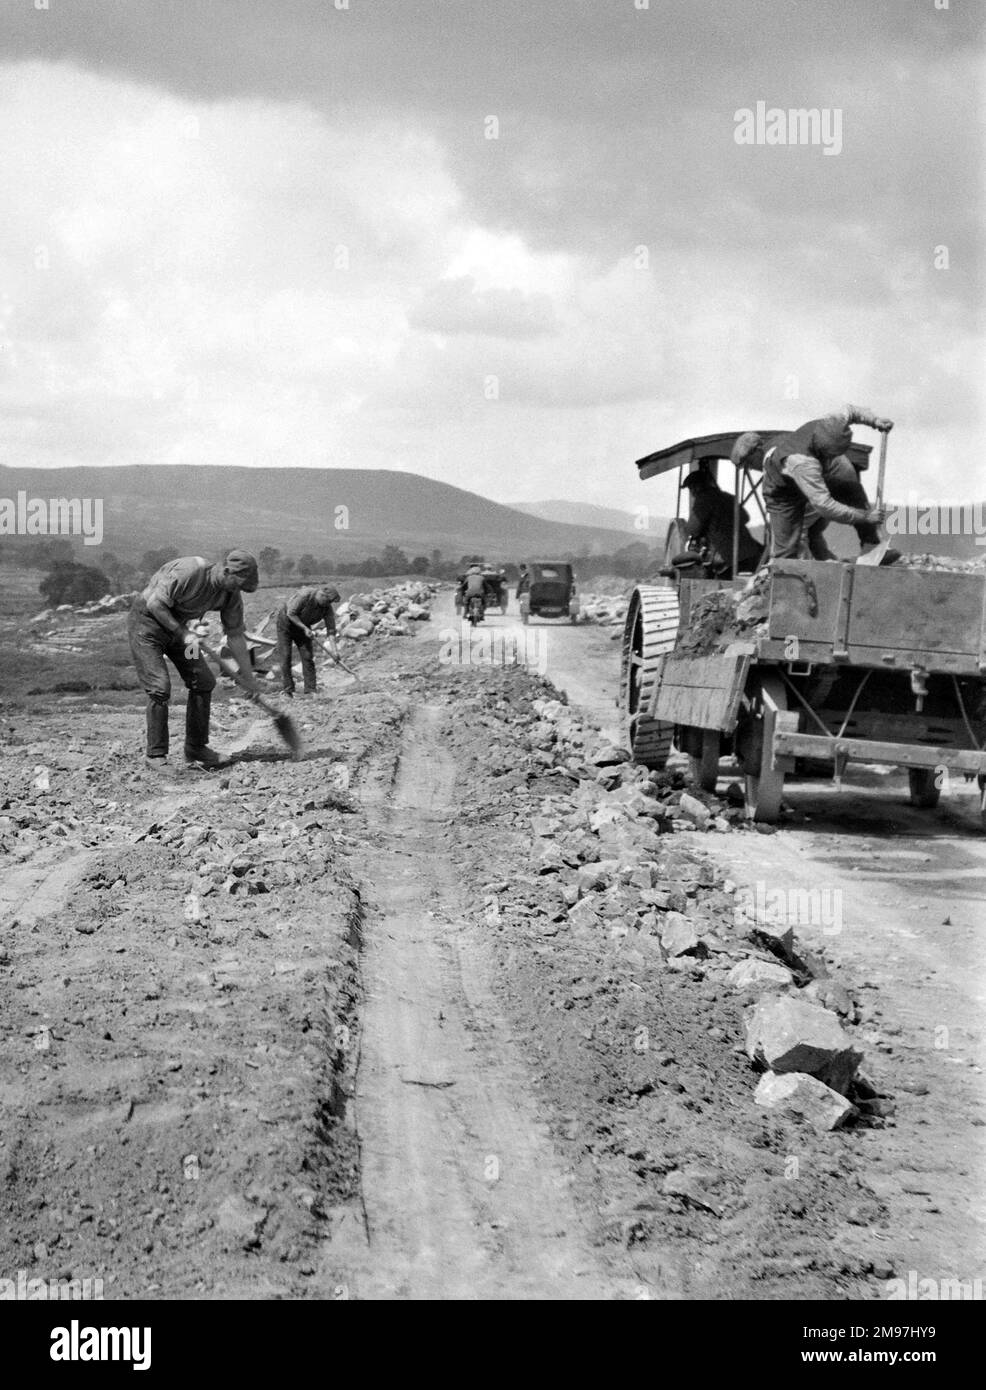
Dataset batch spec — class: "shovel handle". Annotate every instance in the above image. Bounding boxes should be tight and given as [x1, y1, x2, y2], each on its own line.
[875, 430, 888, 510]
[199, 640, 260, 700]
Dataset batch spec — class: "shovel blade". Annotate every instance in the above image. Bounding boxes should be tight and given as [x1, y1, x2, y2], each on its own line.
[856, 540, 890, 566]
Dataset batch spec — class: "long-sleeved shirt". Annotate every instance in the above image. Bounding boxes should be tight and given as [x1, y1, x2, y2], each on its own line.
[763, 406, 878, 525]
[141, 556, 245, 635]
[284, 588, 337, 635]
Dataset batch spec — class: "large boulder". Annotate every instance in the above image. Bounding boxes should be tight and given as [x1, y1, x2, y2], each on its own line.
[753, 1071, 856, 1132]
[745, 995, 863, 1095]
[660, 912, 703, 957]
[727, 958, 795, 992]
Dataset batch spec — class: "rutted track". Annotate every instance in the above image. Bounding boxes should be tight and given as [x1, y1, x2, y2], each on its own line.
[330, 702, 639, 1299]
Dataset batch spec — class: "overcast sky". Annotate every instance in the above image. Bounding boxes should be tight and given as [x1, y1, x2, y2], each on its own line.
[0, 0, 982, 513]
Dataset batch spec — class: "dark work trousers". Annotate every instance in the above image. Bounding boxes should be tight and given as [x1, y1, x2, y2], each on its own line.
[128, 602, 216, 757]
[276, 610, 316, 694]
[768, 455, 880, 560]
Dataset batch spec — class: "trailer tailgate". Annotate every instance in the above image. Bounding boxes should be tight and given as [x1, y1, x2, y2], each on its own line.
[652, 645, 754, 731]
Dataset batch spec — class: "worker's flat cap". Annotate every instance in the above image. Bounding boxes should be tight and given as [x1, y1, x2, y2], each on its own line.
[315, 585, 340, 604]
[224, 549, 259, 589]
[731, 432, 764, 466]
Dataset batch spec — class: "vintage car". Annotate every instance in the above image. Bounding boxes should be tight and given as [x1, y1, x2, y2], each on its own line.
[518, 561, 579, 624]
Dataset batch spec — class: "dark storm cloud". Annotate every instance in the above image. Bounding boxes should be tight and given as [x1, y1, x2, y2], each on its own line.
[6, 1, 981, 320]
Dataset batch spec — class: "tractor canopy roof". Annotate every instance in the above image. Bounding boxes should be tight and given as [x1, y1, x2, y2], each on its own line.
[635, 430, 872, 481]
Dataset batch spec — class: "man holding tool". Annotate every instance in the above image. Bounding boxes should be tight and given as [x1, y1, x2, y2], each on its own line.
[275, 584, 341, 697]
[128, 550, 261, 770]
[732, 407, 894, 561]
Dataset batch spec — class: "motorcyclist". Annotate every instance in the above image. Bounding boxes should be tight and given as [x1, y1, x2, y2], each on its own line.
[460, 563, 486, 617]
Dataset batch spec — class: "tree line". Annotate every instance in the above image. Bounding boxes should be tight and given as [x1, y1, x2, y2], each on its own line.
[2, 536, 664, 608]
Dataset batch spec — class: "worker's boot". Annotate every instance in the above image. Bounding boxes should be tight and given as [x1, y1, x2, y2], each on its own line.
[183, 744, 225, 769]
[146, 697, 169, 760]
[143, 754, 173, 774]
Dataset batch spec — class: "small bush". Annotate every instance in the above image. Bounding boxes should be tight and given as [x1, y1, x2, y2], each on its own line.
[39, 563, 112, 608]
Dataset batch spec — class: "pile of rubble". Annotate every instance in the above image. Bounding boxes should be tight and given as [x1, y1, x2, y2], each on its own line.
[674, 572, 770, 657]
[512, 695, 876, 1132]
[336, 582, 435, 641]
[893, 552, 986, 572]
[31, 591, 137, 625]
[576, 591, 630, 628]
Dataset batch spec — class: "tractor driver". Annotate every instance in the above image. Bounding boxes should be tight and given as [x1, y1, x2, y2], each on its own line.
[680, 467, 762, 578]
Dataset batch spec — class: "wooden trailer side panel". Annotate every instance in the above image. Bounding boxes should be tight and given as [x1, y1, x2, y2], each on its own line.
[848, 567, 986, 660]
[766, 561, 986, 668]
[767, 562, 849, 649]
[652, 648, 753, 731]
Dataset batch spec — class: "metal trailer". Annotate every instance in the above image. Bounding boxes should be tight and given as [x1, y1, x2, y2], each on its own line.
[620, 431, 986, 823]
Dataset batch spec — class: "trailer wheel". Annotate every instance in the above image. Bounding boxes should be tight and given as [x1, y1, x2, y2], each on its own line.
[690, 729, 721, 793]
[736, 673, 788, 822]
[620, 585, 679, 768]
[907, 768, 942, 809]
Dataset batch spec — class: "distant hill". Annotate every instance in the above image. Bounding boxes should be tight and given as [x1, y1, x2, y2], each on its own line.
[0, 465, 636, 563]
[511, 498, 673, 537]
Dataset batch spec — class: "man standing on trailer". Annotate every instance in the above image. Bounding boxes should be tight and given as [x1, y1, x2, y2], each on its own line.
[732, 407, 893, 560]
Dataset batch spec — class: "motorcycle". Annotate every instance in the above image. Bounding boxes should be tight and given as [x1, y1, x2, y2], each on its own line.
[465, 593, 485, 627]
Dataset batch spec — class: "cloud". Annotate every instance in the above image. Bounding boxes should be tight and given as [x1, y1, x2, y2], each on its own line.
[0, 0, 982, 511]
[0, 63, 460, 470]
[409, 276, 558, 339]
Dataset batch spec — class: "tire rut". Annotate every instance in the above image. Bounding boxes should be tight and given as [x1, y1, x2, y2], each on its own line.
[325, 703, 641, 1299]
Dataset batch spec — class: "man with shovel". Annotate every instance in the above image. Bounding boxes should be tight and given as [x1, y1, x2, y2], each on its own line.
[275, 584, 341, 697]
[733, 406, 894, 561]
[128, 550, 260, 770]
